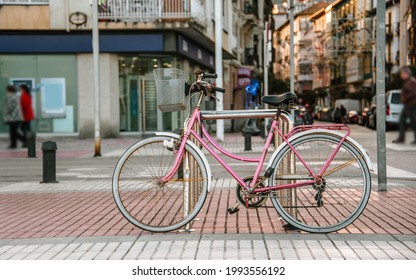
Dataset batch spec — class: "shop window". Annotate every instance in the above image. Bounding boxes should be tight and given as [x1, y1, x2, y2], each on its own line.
[0, 55, 78, 134]
[118, 55, 182, 133]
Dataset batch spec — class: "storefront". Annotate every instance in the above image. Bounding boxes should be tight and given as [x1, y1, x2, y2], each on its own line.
[118, 55, 184, 133]
[0, 31, 220, 137]
[0, 55, 78, 134]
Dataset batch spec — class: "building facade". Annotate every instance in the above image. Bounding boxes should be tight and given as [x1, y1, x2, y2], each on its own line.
[273, 2, 329, 104]
[273, 0, 407, 110]
[0, 0, 271, 137]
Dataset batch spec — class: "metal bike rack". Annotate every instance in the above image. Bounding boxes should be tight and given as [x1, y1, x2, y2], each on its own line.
[201, 109, 278, 120]
[181, 120, 202, 232]
[184, 109, 297, 230]
[274, 112, 298, 225]
[203, 110, 297, 220]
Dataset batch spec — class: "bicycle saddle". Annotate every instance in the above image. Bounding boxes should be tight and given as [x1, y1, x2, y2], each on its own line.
[262, 92, 297, 106]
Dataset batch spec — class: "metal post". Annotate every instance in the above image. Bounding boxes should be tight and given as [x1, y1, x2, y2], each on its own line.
[214, 0, 224, 141]
[376, 0, 387, 191]
[92, 0, 102, 157]
[41, 141, 58, 184]
[274, 112, 297, 229]
[243, 132, 252, 151]
[27, 132, 36, 158]
[288, 0, 295, 94]
[263, 23, 269, 137]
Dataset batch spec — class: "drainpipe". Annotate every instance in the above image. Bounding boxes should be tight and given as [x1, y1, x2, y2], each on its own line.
[215, 0, 224, 141]
[65, 0, 70, 32]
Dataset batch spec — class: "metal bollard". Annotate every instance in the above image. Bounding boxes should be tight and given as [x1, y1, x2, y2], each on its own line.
[27, 132, 36, 158]
[41, 141, 58, 183]
[243, 132, 252, 151]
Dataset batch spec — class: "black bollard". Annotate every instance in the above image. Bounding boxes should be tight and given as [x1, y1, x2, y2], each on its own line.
[243, 132, 252, 151]
[41, 141, 58, 183]
[27, 132, 36, 158]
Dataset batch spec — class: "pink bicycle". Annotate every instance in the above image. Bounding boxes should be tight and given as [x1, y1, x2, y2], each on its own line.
[113, 69, 372, 233]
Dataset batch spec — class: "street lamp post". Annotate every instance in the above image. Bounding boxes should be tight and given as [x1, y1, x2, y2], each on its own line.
[376, 0, 387, 191]
[92, 0, 101, 157]
[288, 0, 295, 95]
[214, 0, 224, 142]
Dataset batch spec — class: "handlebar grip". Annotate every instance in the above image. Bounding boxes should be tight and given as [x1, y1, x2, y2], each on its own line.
[203, 72, 218, 79]
[211, 86, 225, 93]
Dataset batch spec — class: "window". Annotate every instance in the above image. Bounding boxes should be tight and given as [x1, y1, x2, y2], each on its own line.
[0, 55, 77, 133]
[390, 93, 401, 104]
[0, 0, 49, 4]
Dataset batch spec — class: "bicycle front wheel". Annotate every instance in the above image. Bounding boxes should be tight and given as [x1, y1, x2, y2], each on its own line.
[112, 136, 208, 232]
[269, 133, 371, 233]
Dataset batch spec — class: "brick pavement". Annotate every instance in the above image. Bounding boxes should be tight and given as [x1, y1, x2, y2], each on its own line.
[1, 131, 416, 260]
[0, 178, 415, 260]
[0, 179, 415, 240]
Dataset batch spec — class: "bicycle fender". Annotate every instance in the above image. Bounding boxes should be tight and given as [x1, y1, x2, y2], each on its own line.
[266, 129, 373, 171]
[154, 132, 213, 192]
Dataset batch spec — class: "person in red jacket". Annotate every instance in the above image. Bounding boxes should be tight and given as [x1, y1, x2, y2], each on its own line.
[19, 84, 35, 147]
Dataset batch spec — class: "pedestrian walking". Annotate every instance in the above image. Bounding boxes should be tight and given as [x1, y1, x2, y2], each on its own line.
[334, 107, 342, 124]
[19, 84, 35, 147]
[3, 85, 25, 149]
[393, 67, 416, 144]
[340, 105, 347, 123]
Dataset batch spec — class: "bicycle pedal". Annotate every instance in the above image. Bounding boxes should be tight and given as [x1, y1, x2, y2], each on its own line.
[227, 207, 239, 214]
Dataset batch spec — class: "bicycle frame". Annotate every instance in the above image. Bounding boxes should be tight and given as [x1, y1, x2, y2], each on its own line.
[161, 94, 351, 193]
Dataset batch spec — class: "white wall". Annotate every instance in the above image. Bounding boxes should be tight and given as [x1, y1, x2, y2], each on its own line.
[49, 0, 92, 30]
[77, 53, 120, 138]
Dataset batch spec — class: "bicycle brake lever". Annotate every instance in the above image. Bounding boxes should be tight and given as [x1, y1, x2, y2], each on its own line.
[208, 91, 220, 102]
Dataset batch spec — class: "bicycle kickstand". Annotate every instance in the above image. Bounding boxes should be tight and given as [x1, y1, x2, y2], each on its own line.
[227, 202, 240, 214]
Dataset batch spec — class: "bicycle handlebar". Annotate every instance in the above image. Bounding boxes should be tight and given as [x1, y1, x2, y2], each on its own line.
[202, 72, 218, 79]
[211, 86, 225, 93]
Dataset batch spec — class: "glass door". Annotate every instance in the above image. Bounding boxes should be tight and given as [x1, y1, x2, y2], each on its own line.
[140, 77, 162, 132]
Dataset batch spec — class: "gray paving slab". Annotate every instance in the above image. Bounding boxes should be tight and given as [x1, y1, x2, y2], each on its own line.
[79, 242, 107, 260]
[151, 241, 172, 260]
[278, 240, 298, 260]
[264, 239, 283, 260]
[224, 240, 238, 260]
[23, 244, 55, 260]
[210, 240, 224, 259]
[0, 233, 415, 260]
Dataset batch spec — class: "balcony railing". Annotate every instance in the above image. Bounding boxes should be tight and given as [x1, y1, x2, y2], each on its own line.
[98, 0, 204, 23]
[0, 0, 48, 4]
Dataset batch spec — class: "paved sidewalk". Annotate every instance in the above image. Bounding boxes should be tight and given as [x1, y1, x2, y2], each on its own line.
[0, 178, 415, 260]
[0, 233, 414, 260]
[1, 127, 415, 260]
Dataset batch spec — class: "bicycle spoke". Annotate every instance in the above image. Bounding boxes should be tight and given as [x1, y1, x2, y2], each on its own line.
[113, 136, 208, 232]
[270, 134, 371, 233]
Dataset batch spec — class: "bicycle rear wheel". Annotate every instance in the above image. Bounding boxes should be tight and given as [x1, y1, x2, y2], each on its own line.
[269, 133, 371, 233]
[112, 136, 208, 232]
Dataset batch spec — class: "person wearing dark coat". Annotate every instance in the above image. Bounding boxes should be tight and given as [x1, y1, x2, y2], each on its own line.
[3, 85, 25, 149]
[393, 67, 416, 144]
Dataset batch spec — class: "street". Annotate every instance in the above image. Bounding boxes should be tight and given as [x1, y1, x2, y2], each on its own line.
[1, 123, 416, 182]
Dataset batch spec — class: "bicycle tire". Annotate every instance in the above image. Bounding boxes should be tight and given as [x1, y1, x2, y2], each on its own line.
[269, 133, 371, 233]
[112, 136, 209, 232]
